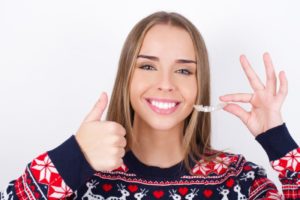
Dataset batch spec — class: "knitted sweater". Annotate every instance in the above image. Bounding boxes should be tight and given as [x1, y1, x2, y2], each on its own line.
[1, 123, 299, 200]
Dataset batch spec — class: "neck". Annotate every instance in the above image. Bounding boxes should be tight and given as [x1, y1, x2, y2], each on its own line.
[130, 116, 185, 168]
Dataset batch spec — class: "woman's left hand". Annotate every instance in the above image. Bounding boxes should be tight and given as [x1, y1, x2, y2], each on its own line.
[219, 52, 288, 137]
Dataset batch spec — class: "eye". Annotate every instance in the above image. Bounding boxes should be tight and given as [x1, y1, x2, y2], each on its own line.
[176, 69, 192, 75]
[138, 64, 156, 71]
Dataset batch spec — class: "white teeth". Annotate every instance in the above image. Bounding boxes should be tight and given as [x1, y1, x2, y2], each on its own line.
[150, 100, 176, 109]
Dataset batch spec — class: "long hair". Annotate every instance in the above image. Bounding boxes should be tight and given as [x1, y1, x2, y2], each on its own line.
[106, 11, 224, 175]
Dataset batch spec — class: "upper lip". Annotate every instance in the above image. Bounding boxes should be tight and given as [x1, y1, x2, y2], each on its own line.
[146, 98, 181, 104]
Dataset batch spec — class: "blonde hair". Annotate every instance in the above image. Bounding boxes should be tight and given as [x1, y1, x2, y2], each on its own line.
[106, 11, 224, 175]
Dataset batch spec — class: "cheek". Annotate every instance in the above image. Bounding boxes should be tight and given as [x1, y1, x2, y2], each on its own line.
[179, 79, 197, 105]
[129, 72, 152, 104]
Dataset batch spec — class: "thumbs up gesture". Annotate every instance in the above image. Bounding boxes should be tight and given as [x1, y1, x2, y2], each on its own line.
[75, 92, 127, 171]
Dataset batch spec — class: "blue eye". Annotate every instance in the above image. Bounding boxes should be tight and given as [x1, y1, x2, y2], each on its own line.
[177, 69, 192, 75]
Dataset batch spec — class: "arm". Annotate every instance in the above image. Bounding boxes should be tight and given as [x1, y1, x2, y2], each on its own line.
[248, 123, 299, 199]
[0, 136, 95, 200]
[1, 91, 126, 199]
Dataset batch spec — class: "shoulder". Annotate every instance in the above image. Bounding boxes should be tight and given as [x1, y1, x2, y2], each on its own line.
[191, 150, 265, 177]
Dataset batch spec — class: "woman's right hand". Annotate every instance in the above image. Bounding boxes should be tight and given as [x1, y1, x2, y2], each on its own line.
[75, 92, 127, 171]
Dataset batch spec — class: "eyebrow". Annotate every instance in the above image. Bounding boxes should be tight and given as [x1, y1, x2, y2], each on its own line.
[137, 54, 197, 64]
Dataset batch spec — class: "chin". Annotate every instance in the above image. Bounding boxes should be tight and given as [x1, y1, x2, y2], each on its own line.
[146, 118, 183, 132]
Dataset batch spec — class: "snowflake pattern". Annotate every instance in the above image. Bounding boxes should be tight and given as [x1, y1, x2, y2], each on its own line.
[191, 153, 238, 176]
[212, 154, 232, 174]
[192, 160, 211, 175]
[49, 181, 72, 199]
[1, 122, 299, 200]
[31, 154, 58, 183]
[271, 148, 300, 172]
[29, 153, 73, 200]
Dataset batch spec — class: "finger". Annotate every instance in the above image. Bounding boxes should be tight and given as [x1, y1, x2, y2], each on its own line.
[263, 52, 277, 95]
[108, 135, 127, 147]
[118, 137, 127, 148]
[276, 71, 288, 102]
[223, 103, 250, 125]
[107, 122, 127, 137]
[219, 93, 252, 103]
[240, 55, 265, 91]
[84, 92, 108, 123]
[111, 147, 126, 157]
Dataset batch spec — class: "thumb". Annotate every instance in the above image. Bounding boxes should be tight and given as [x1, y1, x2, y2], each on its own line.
[83, 92, 108, 123]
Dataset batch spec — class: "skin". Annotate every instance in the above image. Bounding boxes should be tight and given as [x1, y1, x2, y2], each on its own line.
[129, 24, 288, 167]
[220, 53, 287, 137]
[75, 24, 288, 171]
[129, 24, 198, 168]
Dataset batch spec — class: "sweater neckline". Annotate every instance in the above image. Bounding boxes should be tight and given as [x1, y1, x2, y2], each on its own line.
[124, 150, 189, 179]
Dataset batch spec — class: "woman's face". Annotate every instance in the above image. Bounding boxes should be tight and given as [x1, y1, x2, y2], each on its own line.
[130, 24, 197, 131]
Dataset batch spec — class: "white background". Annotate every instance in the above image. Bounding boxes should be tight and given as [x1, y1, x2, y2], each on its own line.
[0, 0, 299, 191]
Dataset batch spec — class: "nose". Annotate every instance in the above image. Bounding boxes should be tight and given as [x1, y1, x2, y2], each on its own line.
[157, 72, 176, 92]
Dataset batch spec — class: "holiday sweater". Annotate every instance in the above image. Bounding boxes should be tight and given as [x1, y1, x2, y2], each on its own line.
[1, 123, 299, 200]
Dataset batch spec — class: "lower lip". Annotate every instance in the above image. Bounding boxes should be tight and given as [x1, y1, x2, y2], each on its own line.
[145, 100, 180, 115]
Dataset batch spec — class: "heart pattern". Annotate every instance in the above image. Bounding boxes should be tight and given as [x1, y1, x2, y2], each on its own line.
[203, 189, 213, 198]
[102, 183, 112, 192]
[226, 178, 235, 188]
[19, 142, 300, 200]
[153, 190, 164, 199]
[178, 187, 188, 196]
[128, 184, 138, 193]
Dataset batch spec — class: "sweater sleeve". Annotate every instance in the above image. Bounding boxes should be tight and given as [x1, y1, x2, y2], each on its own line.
[248, 123, 300, 199]
[0, 135, 95, 200]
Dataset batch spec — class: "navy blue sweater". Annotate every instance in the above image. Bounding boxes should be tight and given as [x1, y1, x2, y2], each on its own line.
[1, 123, 299, 199]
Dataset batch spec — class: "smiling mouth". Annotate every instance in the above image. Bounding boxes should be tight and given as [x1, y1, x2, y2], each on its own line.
[145, 98, 181, 115]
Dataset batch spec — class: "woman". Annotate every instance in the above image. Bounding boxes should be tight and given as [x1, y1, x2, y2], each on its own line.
[1, 11, 299, 200]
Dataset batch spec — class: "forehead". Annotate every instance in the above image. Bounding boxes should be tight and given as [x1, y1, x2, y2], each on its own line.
[139, 24, 196, 60]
